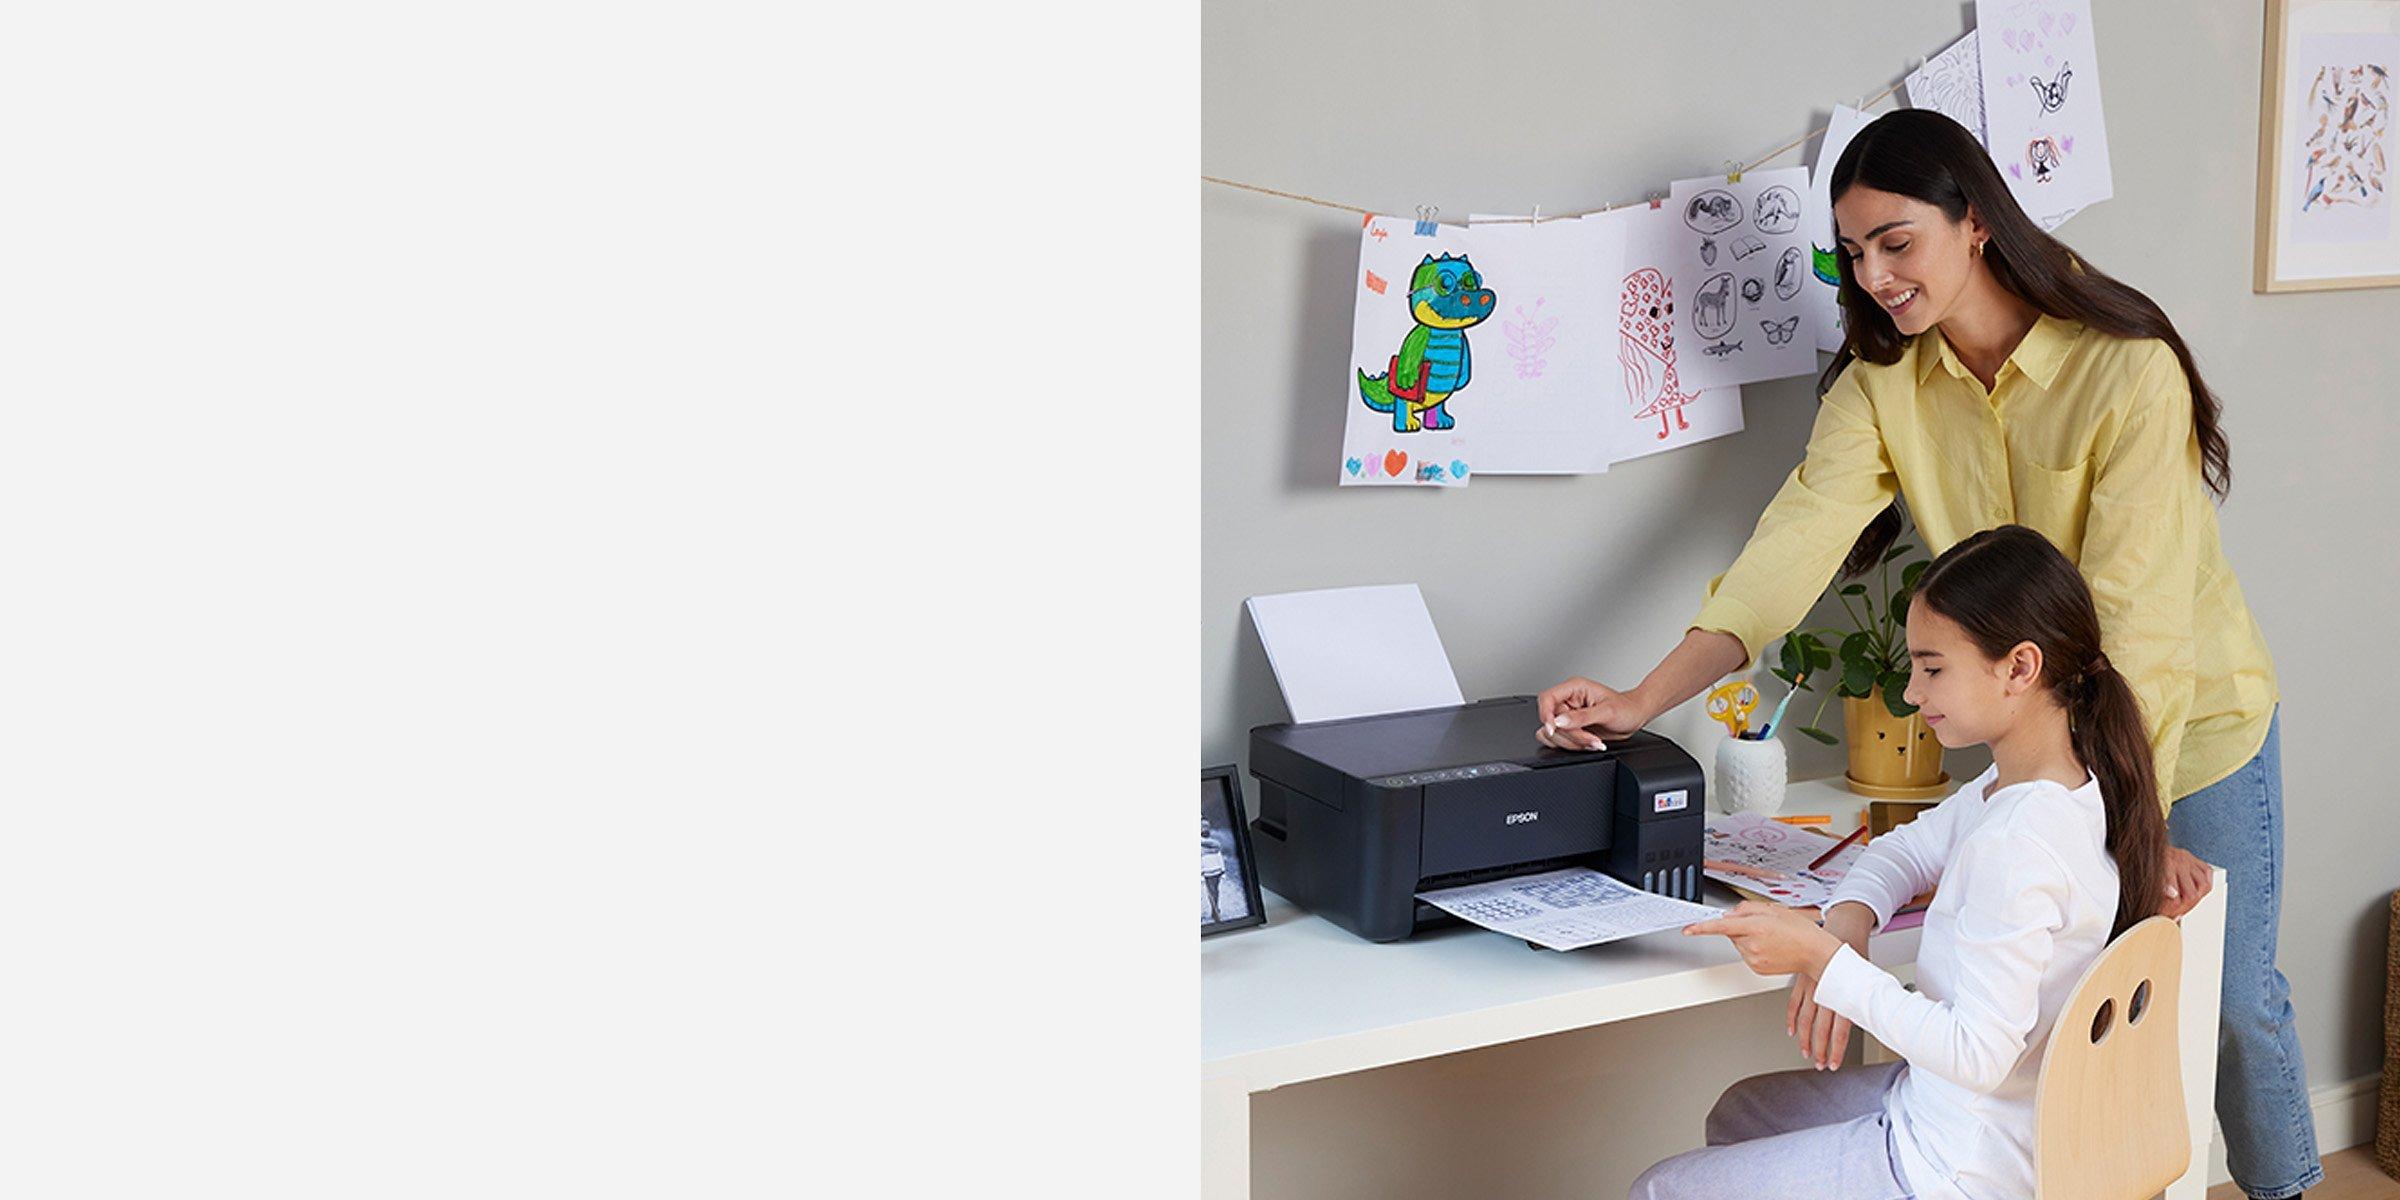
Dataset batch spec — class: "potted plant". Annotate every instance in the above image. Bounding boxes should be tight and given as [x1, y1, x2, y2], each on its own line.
[1767, 533, 1948, 798]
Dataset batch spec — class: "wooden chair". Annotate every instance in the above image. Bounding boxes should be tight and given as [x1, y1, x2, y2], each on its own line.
[2033, 915, 2190, 1200]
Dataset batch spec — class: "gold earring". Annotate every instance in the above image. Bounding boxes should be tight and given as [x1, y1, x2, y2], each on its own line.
[1975, 240, 1988, 257]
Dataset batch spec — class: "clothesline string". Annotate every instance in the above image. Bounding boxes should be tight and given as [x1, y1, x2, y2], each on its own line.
[1201, 80, 1906, 224]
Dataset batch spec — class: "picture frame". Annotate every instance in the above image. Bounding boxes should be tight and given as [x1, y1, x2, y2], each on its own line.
[1200, 764, 1267, 936]
[2254, 0, 2400, 292]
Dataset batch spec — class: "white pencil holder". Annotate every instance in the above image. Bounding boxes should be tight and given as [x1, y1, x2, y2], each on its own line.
[1714, 735, 1788, 815]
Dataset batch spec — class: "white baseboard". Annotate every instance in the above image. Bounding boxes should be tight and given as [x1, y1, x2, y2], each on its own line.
[2204, 1073, 2382, 1189]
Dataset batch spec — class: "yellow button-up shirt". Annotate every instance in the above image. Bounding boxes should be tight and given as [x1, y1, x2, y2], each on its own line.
[1692, 314, 2277, 807]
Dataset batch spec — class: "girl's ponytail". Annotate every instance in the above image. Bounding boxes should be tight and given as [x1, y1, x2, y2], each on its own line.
[1914, 526, 2171, 940]
[2065, 657, 2167, 937]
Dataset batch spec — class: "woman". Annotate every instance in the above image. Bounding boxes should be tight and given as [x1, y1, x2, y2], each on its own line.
[1538, 109, 2315, 1200]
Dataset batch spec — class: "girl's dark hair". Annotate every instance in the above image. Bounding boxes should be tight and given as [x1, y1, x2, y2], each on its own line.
[1821, 108, 2231, 577]
[1913, 525, 2165, 938]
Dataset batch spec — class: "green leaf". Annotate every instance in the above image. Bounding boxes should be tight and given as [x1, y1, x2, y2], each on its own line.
[1839, 583, 1866, 597]
[1901, 560, 1929, 590]
[1805, 642, 1833, 671]
[1798, 725, 1839, 746]
[1840, 631, 1876, 664]
[1842, 657, 1878, 696]
[1879, 670, 1919, 717]
[1777, 633, 1808, 680]
[1882, 543, 1916, 564]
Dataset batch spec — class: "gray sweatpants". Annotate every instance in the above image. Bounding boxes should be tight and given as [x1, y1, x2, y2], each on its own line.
[1628, 1062, 1915, 1200]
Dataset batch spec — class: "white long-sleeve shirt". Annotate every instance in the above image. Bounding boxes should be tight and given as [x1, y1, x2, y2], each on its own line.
[1811, 763, 2120, 1200]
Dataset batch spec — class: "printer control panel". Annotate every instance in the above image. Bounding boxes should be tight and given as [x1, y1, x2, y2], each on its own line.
[1367, 761, 1529, 789]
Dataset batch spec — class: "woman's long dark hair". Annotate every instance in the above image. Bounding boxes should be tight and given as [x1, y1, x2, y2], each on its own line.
[1914, 525, 2165, 938]
[1822, 109, 2231, 577]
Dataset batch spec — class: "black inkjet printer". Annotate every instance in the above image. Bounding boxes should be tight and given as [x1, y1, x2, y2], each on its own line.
[1248, 696, 1706, 942]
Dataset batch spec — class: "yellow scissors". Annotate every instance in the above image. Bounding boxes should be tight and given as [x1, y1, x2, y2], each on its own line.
[1705, 680, 1761, 739]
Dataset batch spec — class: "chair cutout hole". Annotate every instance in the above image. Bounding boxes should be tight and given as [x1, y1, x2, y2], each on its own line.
[2128, 979, 2152, 1026]
[2089, 998, 2115, 1044]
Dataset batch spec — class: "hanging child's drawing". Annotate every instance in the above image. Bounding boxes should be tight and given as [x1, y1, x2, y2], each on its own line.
[1806, 103, 1876, 352]
[1976, 0, 2113, 230]
[1661, 167, 1822, 390]
[1343, 214, 1630, 484]
[1906, 31, 1990, 147]
[1582, 206, 1744, 462]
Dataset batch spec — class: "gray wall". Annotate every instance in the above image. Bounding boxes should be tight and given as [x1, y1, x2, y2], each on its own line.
[1206, 0, 2399, 1191]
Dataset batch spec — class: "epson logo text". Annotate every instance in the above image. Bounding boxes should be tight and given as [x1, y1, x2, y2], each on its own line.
[1505, 811, 1539, 825]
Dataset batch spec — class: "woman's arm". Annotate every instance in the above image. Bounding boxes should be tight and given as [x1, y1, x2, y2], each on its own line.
[2081, 345, 2204, 810]
[1543, 364, 1896, 747]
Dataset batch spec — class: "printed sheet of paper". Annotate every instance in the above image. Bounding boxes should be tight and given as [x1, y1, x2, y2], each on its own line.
[1807, 104, 1877, 352]
[2283, 34, 2400, 247]
[1582, 205, 1745, 459]
[1701, 811, 1867, 910]
[1662, 167, 1822, 390]
[1906, 31, 1990, 146]
[1459, 213, 1638, 473]
[1244, 584, 1463, 723]
[1977, 0, 2113, 230]
[1417, 867, 1719, 951]
[1343, 215, 1628, 484]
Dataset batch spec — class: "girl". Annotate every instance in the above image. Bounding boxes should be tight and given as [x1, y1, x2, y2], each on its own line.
[1649, 525, 2167, 1200]
[1537, 109, 2312, 1199]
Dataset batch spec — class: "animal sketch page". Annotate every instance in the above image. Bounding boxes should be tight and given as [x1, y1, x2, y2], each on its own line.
[1662, 167, 1821, 390]
[1906, 30, 1990, 146]
[1343, 218, 1474, 487]
[1245, 584, 1464, 724]
[1456, 214, 1636, 474]
[1417, 867, 1719, 951]
[1582, 205, 1745, 461]
[1977, 0, 2113, 229]
[1807, 104, 1877, 352]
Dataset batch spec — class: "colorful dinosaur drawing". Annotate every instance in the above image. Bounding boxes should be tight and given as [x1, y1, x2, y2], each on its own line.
[1358, 253, 1494, 433]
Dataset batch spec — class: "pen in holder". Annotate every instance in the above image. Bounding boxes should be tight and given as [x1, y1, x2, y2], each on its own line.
[1714, 732, 1788, 815]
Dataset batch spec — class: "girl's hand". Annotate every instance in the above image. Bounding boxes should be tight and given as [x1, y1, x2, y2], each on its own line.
[1684, 901, 1844, 980]
[2158, 846, 2215, 920]
[1535, 677, 1650, 751]
[1786, 903, 1873, 1070]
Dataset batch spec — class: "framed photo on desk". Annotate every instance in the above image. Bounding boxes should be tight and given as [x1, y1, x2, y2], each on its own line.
[1201, 765, 1267, 936]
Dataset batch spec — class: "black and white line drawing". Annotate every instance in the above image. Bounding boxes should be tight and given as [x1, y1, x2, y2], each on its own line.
[1740, 278, 1764, 304]
[1774, 246, 1804, 300]
[1693, 272, 1736, 339]
[1702, 339, 1743, 358]
[1730, 233, 1768, 260]
[1752, 185, 1802, 234]
[1683, 189, 1742, 235]
[1760, 315, 1801, 345]
[1701, 236, 1718, 266]
[2031, 62, 2071, 113]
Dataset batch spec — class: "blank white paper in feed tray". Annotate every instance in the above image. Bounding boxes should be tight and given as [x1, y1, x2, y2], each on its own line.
[1244, 584, 1465, 723]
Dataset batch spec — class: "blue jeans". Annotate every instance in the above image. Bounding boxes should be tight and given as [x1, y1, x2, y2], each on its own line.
[2167, 709, 2321, 1199]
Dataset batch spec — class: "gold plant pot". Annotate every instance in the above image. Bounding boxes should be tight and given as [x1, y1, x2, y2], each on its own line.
[1843, 690, 1949, 800]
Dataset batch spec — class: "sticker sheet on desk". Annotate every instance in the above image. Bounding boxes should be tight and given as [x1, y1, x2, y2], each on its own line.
[1659, 167, 1822, 391]
[1343, 215, 1628, 483]
[1976, 0, 2111, 230]
[1579, 205, 1745, 460]
[1806, 103, 1877, 352]
[1416, 867, 1718, 952]
[1701, 811, 1865, 910]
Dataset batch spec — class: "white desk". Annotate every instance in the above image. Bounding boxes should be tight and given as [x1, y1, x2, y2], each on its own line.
[1201, 777, 2227, 1200]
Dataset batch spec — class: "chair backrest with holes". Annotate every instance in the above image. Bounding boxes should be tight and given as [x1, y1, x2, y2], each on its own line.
[2032, 915, 2189, 1200]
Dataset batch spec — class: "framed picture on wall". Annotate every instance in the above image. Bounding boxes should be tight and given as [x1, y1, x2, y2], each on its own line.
[1200, 765, 1267, 936]
[2254, 0, 2400, 292]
